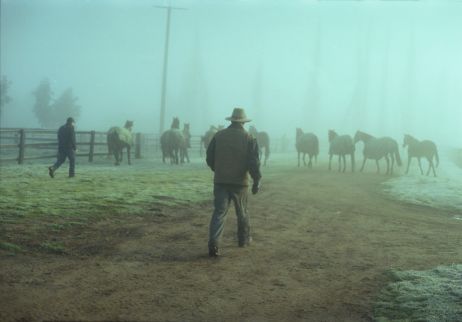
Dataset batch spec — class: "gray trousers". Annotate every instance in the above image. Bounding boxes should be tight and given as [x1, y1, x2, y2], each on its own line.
[208, 184, 250, 249]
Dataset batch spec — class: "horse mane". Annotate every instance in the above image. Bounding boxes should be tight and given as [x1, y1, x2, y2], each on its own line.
[358, 130, 374, 140]
[404, 134, 417, 141]
[354, 130, 374, 143]
[171, 117, 180, 129]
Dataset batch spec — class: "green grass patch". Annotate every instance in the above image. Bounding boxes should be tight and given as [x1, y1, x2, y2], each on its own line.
[374, 264, 462, 322]
[40, 241, 66, 254]
[0, 241, 24, 253]
[0, 162, 212, 221]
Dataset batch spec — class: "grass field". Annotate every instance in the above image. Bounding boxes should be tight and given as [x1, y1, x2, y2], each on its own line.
[0, 159, 213, 254]
[1, 156, 461, 321]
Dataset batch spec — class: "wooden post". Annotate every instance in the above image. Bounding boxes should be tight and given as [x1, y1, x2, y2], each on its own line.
[135, 133, 141, 159]
[18, 129, 25, 164]
[89, 130, 95, 162]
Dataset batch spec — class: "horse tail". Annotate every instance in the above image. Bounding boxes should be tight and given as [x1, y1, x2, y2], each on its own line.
[314, 136, 319, 156]
[435, 147, 439, 168]
[265, 139, 270, 160]
[394, 143, 402, 166]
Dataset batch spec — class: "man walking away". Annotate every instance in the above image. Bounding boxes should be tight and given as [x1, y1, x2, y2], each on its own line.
[49, 117, 76, 178]
[206, 108, 262, 257]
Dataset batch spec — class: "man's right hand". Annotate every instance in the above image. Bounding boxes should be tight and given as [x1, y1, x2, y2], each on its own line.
[252, 182, 260, 195]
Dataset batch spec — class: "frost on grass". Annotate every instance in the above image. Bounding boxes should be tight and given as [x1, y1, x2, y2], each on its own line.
[0, 162, 212, 220]
[383, 152, 462, 213]
[374, 265, 462, 322]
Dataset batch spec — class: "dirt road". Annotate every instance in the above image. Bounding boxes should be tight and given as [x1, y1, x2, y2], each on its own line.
[1, 164, 461, 321]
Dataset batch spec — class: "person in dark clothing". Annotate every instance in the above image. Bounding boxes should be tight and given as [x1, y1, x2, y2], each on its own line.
[206, 108, 262, 257]
[48, 117, 76, 178]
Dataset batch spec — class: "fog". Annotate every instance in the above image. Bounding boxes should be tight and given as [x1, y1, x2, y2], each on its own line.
[1, 0, 461, 147]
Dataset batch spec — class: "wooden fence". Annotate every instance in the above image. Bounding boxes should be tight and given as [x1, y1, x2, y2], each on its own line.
[0, 128, 206, 164]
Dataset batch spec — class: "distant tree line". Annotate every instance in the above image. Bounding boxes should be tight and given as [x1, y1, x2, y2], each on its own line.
[1, 76, 81, 128]
[33, 78, 81, 128]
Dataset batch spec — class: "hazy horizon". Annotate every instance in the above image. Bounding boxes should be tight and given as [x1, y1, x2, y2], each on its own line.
[1, 0, 461, 147]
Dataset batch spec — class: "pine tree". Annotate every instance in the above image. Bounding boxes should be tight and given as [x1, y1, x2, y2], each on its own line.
[0, 76, 12, 116]
[33, 79, 53, 128]
[32, 79, 80, 128]
[51, 88, 80, 124]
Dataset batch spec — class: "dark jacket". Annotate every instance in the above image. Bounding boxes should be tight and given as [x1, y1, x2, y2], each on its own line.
[206, 123, 261, 186]
[57, 124, 76, 150]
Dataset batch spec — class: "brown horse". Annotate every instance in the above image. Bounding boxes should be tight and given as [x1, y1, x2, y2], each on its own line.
[107, 120, 134, 166]
[403, 134, 439, 177]
[296, 128, 319, 168]
[249, 125, 270, 166]
[200, 125, 224, 157]
[328, 130, 355, 172]
[160, 117, 185, 165]
[354, 130, 402, 175]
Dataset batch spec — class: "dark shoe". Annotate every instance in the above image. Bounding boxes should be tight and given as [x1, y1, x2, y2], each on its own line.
[239, 236, 253, 247]
[68, 175, 75, 178]
[48, 167, 55, 178]
[209, 246, 219, 257]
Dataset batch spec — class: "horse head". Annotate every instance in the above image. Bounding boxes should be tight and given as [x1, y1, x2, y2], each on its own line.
[124, 120, 134, 131]
[249, 126, 257, 136]
[403, 134, 412, 148]
[171, 117, 180, 129]
[296, 128, 303, 139]
[183, 123, 190, 132]
[328, 130, 338, 142]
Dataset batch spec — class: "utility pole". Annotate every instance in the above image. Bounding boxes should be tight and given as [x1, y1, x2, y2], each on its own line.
[155, 5, 186, 135]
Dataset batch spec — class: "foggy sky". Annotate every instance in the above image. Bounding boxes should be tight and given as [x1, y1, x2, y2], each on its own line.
[1, 0, 461, 147]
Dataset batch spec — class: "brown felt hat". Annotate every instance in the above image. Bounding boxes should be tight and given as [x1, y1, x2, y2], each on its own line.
[225, 108, 251, 123]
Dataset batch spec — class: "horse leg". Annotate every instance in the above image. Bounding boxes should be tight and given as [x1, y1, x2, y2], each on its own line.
[351, 153, 355, 172]
[127, 146, 131, 165]
[426, 158, 436, 177]
[303, 153, 307, 166]
[342, 155, 347, 173]
[376, 159, 380, 174]
[328, 154, 333, 171]
[430, 156, 437, 177]
[298, 152, 300, 167]
[308, 155, 312, 168]
[113, 148, 120, 165]
[418, 158, 424, 175]
[390, 154, 394, 175]
[405, 157, 411, 174]
[338, 155, 341, 172]
[360, 157, 366, 172]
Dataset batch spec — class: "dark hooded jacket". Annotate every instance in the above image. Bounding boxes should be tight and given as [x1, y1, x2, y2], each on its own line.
[206, 122, 261, 186]
[57, 123, 76, 151]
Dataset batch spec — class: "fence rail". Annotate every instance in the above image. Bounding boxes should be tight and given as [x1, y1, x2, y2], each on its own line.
[0, 128, 207, 164]
[1, 127, 293, 165]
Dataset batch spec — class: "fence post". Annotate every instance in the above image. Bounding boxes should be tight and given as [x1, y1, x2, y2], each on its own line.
[18, 129, 25, 164]
[135, 133, 141, 159]
[89, 130, 95, 162]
